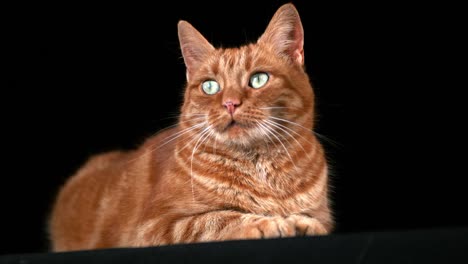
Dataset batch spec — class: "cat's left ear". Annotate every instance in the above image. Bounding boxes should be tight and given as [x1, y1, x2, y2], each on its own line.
[258, 3, 305, 65]
[178, 21, 215, 81]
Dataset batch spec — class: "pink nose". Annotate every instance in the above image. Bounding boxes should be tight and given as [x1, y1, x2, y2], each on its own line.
[223, 100, 240, 114]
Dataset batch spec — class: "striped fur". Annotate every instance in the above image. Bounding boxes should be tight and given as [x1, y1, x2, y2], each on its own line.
[49, 3, 333, 251]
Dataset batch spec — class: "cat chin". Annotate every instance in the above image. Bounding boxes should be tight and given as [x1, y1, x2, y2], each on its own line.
[214, 126, 265, 148]
[225, 121, 244, 133]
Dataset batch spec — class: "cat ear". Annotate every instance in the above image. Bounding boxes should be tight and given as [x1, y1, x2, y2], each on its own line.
[178, 21, 215, 81]
[258, 4, 305, 65]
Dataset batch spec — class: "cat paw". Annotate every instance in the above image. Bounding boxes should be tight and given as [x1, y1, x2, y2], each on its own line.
[224, 215, 327, 240]
[227, 216, 296, 240]
[285, 214, 328, 236]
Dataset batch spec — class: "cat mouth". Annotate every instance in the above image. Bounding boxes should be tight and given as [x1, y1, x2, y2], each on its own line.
[224, 120, 240, 130]
[221, 119, 245, 133]
[227, 120, 238, 127]
[216, 117, 255, 137]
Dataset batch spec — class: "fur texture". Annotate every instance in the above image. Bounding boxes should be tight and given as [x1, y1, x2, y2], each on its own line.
[49, 3, 333, 251]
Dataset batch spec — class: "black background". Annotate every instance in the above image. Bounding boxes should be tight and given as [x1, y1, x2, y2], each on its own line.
[3, 0, 465, 255]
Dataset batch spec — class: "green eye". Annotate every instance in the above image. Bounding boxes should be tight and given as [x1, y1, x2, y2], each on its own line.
[249, 72, 269, 89]
[201, 80, 220, 95]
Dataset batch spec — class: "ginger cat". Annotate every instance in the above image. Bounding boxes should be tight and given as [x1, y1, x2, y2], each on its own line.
[49, 3, 333, 251]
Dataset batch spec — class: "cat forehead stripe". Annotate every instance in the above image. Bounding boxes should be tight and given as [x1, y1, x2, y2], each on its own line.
[216, 46, 254, 73]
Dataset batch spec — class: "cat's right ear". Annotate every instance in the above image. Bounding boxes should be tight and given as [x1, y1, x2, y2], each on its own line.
[257, 4, 305, 65]
[178, 21, 215, 81]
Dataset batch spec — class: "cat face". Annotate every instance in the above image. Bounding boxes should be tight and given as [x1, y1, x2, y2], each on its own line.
[178, 4, 314, 146]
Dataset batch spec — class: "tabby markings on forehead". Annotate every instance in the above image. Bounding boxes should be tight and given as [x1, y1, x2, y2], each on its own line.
[215, 47, 255, 76]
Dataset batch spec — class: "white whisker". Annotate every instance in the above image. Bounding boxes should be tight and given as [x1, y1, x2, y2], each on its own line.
[258, 121, 297, 169]
[158, 113, 206, 122]
[190, 126, 213, 201]
[264, 119, 312, 159]
[270, 113, 341, 148]
[213, 133, 218, 156]
[174, 115, 223, 155]
[254, 121, 273, 152]
[269, 116, 311, 132]
[156, 122, 206, 150]
[259, 107, 299, 110]
[267, 118, 315, 145]
[255, 121, 277, 151]
[155, 116, 207, 135]
[126, 121, 207, 165]
[313, 131, 342, 148]
[178, 114, 208, 117]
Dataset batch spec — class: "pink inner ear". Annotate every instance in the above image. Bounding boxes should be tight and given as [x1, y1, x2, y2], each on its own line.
[258, 4, 305, 65]
[182, 47, 199, 77]
[181, 45, 205, 81]
[178, 20, 215, 81]
[293, 48, 304, 65]
[289, 19, 305, 65]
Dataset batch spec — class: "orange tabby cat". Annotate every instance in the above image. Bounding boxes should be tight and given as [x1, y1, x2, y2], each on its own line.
[49, 3, 333, 251]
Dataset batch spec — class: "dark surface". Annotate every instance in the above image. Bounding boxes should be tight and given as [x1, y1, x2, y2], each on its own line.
[3, 0, 464, 256]
[2, 227, 468, 264]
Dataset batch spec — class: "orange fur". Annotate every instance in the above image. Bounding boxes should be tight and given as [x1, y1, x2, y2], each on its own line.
[49, 3, 333, 251]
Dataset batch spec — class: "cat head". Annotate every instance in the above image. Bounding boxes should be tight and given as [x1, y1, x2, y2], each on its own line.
[177, 3, 315, 147]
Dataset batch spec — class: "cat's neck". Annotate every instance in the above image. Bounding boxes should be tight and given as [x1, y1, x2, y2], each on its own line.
[174, 126, 317, 163]
[172, 125, 323, 197]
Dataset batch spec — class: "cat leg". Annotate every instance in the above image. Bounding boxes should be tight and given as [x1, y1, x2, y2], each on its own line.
[168, 211, 328, 243]
[132, 211, 329, 246]
[223, 214, 328, 240]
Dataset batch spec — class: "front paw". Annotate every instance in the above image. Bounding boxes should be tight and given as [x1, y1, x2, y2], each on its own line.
[227, 216, 296, 240]
[286, 214, 328, 236]
[223, 215, 327, 241]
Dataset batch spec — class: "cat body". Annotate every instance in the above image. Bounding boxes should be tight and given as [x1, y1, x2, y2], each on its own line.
[50, 3, 333, 251]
